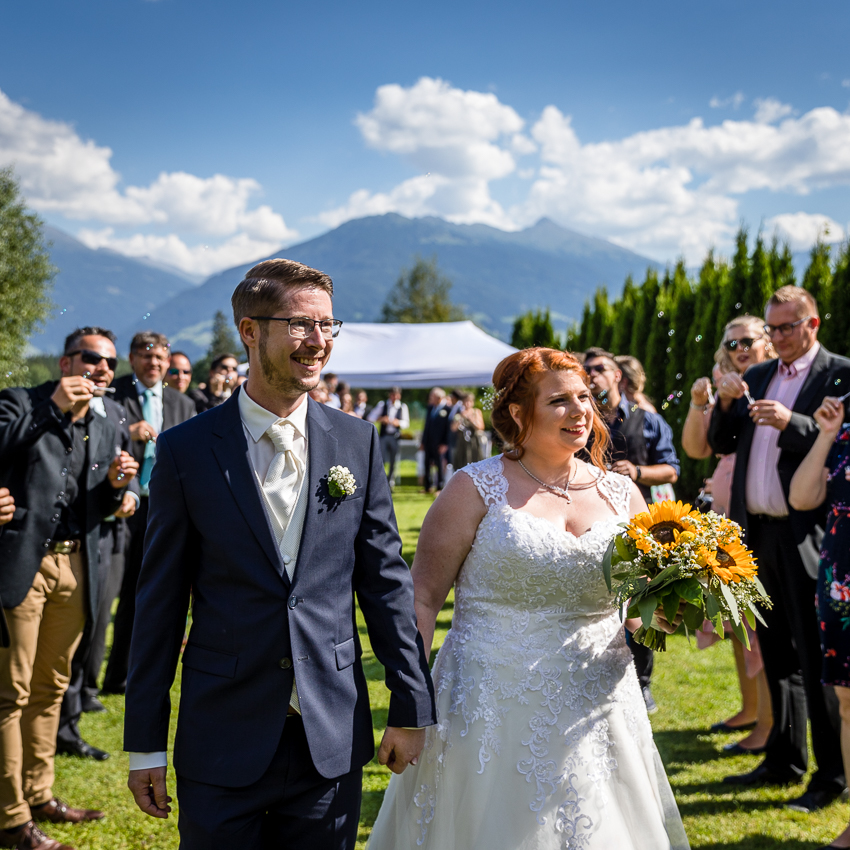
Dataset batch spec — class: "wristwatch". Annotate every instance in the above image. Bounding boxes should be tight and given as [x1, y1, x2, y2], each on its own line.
[635, 466, 642, 482]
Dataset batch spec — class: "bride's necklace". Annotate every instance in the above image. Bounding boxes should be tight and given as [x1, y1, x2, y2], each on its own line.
[517, 459, 579, 503]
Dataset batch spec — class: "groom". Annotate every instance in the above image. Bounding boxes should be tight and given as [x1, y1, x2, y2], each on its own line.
[124, 259, 436, 848]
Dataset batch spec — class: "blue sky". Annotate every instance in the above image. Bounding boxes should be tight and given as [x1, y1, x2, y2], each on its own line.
[2, 0, 850, 276]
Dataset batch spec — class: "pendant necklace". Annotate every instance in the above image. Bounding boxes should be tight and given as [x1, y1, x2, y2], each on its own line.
[518, 459, 579, 503]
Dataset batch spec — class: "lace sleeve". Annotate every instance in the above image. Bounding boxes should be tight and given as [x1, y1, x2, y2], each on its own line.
[597, 469, 632, 517]
[458, 455, 509, 508]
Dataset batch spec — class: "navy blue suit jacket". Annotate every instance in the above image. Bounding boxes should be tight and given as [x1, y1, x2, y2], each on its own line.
[123, 390, 436, 786]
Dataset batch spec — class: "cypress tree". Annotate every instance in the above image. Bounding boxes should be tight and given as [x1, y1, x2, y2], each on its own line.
[686, 251, 728, 380]
[664, 260, 695, 398]
[574, 301, 592, 351]
[802, 241, 835, 350]
[510, 309, 562, 349]
[643, 269, 673, 407]
[769, 235, 796, 289]
[828, 242, 850, 359]
[715, 226, 750, 342]
[610, 276, 638, 355]
[739, 233, 774, 318]
[628, 268, 660, 365]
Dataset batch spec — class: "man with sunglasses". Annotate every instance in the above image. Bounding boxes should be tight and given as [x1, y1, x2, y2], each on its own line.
[709, 286, 850, 812]
[187, 352, 240, 414]
[0, 326, 139, 850]
[164, 352, 193, 394]
[102, 332, 196, 697]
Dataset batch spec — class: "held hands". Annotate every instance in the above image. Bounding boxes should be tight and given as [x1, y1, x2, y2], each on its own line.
[814, 396, 846, 440]
[690, 376, 712, 406]
[128, 767, 172, 819]
[749, 399, 791, 431]
[0, 487, 14, 525]
[377, 726, 425, 775]
[50, 376, 95, 413]
[129, 420, 158, 443]
[108, 451, 139, 488]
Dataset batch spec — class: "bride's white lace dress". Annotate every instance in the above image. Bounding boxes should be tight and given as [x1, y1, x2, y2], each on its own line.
[368, 456, 690, 850]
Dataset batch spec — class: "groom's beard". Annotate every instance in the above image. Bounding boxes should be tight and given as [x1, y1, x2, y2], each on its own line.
[258, 331, 321, 397]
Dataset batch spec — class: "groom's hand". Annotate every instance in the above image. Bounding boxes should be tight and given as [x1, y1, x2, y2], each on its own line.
[377, 727, 425, 775]
[128, 767, 172, 818]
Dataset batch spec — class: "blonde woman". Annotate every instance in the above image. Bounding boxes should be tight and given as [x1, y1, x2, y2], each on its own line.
[682, 315, 776, 753]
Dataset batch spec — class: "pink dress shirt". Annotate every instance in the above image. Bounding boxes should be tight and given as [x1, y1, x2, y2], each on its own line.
[745, 342, 821, 517]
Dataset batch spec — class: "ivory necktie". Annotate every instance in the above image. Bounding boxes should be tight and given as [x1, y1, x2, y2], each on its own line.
[263, 421, 301, 545]
[263, 420, 303, 714]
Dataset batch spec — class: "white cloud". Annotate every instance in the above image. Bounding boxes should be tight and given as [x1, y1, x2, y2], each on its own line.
[765, 212, 845, 250]
[753, 97, 794, 124]
[842, 79, 850, 89]
[323, 77, 524, 229]
[0, 88, 296, 272]
[77, 228, 284, 277]
[710, 92, 746, 110]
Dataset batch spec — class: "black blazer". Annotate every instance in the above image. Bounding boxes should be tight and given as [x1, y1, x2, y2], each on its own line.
[0, 382, 128, 617]
[101, 395, 138, 555]
[111, 373, 196, 467]
[422, 403, 451, 452]
[124, 391, 436, 786]
[708, 344, 850, 576]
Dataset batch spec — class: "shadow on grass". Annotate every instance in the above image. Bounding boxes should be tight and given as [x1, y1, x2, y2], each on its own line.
[653, 728, 726, 767]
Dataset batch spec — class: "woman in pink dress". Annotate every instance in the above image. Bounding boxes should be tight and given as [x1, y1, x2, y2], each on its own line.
[681, 315, 776, 754]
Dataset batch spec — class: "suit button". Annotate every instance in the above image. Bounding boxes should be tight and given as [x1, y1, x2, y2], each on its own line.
[288, 595, 298, 609]
[279, 657, 292, 669]
[65, 447, 72, 455]
[43, 540, 50, 549]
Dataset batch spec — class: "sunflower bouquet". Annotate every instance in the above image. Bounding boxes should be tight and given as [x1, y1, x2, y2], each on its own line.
[602, 501, 772, 651]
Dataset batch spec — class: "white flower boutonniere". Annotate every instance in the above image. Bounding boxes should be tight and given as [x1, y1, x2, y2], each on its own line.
[328, 465, 357, 498]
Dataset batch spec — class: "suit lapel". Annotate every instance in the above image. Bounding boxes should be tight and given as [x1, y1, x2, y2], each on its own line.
[792, 345, 830, 415]
[162, 389, 178, 431]
[292, 399, 337, 584]
[122, 378, 143, 423]
[211, 392, 289, 584]
[751, 359, 779, 400]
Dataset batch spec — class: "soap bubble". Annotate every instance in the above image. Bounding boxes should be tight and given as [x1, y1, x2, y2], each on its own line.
[676, 373, 682, 380]
[695, 334, 703, 342]
[658, 311, 664, 318]
[676, 391, 683, 397]
[666, 347, 672, 353]
[667, 394, 675, 401]
[662, 402, 669, 410]
[826, 313, 832, 319]
[735, 302, 742, 309]
[668, 329, 675, 337]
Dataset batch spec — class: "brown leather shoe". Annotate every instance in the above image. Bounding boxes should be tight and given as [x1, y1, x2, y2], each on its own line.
[31, 798, 103, 824]
[0, 821, 75, 849]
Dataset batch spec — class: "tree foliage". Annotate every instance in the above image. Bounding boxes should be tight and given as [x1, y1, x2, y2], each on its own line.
[0, 168, 54, 389]
[511, 308, 563, 349]
[380, 255, 466, 323]
[192, 309, 243, 380]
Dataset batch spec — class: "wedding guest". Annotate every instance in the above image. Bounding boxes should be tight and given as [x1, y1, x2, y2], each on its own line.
[584, 347, 680, 715]
[324, 372, 341, 408]
[789, 395, 850, 848]
[450, 393, 486, 470]
[352, 390, 369, 419]
[709, 286, 850, 811]
[309, 380, 330, 404]
[615, 355, 657, 413]
[188, 353, 239, 413]
[420, 388, 450, 494]
[340, 391, 357, 416]
[0, 328, 138, 849]
[102, 332, 196, 696]
[369, 387, 410, 485]
[682, 315, 776, 753]
[164, 352, 193, 394]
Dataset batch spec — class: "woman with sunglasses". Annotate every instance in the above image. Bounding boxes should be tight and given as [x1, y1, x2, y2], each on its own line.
[682, 315, 776, 754]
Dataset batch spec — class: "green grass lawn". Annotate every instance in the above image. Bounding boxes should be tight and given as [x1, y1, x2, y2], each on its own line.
[50, 484, 846, 848]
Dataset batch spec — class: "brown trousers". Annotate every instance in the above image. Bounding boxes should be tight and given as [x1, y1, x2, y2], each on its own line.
[0, 552, 85, 829]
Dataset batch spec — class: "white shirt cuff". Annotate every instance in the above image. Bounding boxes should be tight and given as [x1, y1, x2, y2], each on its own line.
[127, 491, 141, 509]
[128, 751, 168, 770]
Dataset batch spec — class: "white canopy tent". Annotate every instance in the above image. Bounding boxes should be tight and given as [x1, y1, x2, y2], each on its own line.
[324, 321, 517, 389]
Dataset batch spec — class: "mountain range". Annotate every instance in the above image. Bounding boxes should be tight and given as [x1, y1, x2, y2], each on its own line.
[32, 215, 661, 359]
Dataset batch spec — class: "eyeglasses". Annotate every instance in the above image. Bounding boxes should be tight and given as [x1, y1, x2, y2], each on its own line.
[722, 338, 757, 352]
[250, 316, 343, 339]
[585, 364, 611, 375]
[167, 367, 192, 376]
[764, 316, 811, 337]
[66, 349, 118, 371]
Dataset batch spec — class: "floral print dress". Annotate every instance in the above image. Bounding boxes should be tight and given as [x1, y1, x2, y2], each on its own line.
[817, 424, 850, 687]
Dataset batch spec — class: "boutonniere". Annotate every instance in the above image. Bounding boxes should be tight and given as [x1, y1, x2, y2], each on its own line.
[439, 409, 448, 417]
[327, 465, 357, 498]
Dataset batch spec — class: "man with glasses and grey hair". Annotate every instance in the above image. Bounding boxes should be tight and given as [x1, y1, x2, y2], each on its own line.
[0, 327, 139, 849]
[124, 258, 435, 850]
[710, 285, 850, 811]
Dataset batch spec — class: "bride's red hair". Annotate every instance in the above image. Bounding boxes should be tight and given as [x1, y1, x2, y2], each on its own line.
[490, 348, 610, 471]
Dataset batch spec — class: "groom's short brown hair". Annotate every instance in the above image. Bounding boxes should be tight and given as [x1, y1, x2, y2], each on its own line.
[231, 259, 335, 329]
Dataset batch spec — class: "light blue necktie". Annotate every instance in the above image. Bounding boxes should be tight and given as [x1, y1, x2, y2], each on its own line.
[139, 388, 157, 495]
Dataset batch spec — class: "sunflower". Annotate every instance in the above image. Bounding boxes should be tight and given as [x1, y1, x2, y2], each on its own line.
[710, 539, 757, 584]
[628, 501, 700, 546]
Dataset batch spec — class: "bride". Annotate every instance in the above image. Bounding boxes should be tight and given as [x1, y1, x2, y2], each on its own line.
[368, 348, 689, 849]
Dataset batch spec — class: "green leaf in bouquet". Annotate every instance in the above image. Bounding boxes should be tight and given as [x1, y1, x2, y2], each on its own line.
[711, 613, 725, 637]
[626, 602, 641, 619]
[718, 580, 740, 624]
[753, 575, 768, 597]
[612, 571, 632, 580]
[683, 602, 705, 631]
[749, 601, 768, 628]
[672, 578, 703, 606]
[662, 591, 681, 624]
[614, 534, 633, 561]
[646, 564, 679, 590]
[602, 538, 615, 591]
[729, 616, 750, 649]
[705, 591, 721, 619]
[744, 607, 756, 630]
[632, 624, 667, 652]
[637, 593, 658, 630]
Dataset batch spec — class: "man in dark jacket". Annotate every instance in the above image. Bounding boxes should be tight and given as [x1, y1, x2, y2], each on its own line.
[187, 352, 239, 414]
[0, 328, 138, 850]
[420, 387, 450, 493]
[101, 331, 196, 695]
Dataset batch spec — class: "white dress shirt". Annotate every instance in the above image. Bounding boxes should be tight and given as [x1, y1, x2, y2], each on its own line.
[128, 388, 310, 772]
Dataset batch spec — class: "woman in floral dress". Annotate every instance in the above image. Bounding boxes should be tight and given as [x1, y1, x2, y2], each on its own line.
[790, 395, 850, 850]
